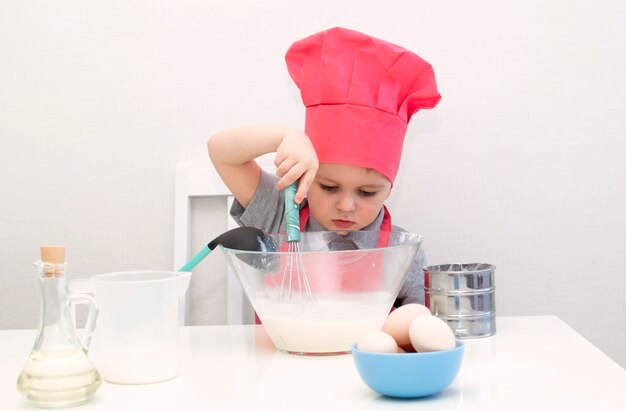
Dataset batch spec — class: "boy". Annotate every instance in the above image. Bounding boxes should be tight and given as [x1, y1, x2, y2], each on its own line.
[208, 27, 440, 306]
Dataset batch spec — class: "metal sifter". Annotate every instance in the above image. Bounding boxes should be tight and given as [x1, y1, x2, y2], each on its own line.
[424, 263, 496, 338]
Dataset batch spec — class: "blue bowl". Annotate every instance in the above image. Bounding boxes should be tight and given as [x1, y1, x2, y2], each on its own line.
[352, 340, 464, 398]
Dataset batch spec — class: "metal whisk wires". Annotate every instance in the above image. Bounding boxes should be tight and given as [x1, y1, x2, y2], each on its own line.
[282, 182, 313, 302]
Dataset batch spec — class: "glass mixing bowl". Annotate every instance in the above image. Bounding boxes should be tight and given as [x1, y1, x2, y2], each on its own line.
[220, 230, 423, 355]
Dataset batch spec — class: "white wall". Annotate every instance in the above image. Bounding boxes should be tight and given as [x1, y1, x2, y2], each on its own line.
[1, 1, 624, 367]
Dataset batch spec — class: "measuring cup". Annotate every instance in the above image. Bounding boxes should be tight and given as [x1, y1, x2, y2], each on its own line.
[69, 271, 191, 384]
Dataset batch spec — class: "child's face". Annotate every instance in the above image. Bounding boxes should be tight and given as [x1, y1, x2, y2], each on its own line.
[306, 163, 392, 231]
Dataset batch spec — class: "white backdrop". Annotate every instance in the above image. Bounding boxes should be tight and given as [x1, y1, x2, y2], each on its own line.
[1, 1, 624, 367]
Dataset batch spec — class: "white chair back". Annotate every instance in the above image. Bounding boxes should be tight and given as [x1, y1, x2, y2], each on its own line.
[173, 163, 244, 324]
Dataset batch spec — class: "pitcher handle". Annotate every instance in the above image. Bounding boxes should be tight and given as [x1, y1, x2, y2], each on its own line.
[177, 272, 192, 326]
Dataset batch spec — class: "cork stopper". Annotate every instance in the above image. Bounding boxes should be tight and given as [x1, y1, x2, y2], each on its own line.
[39, 246, 66, 277]
[41, 246, 65, 264]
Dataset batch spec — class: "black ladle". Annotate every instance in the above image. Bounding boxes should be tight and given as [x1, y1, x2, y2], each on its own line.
[179, 226, 277, 272]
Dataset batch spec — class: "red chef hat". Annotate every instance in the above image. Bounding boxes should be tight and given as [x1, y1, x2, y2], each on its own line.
[285, 27, 441, 183]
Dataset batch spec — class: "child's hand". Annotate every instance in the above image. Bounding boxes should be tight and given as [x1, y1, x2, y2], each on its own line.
[274, 129, 319, 204]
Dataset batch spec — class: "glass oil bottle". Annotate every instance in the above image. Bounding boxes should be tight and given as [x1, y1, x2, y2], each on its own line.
[17, 246, 101, 408]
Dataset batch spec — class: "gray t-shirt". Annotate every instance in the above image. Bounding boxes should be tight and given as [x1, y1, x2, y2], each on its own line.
[230, 170, 427, 306]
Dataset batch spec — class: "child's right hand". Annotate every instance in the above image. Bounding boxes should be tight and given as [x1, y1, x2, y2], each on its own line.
[274, 129, 319, 204]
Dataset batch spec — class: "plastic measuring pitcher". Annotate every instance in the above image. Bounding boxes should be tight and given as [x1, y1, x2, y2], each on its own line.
[70, 271, 191, 384]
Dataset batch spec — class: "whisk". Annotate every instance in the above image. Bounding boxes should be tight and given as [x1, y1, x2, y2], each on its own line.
[282, 181, 313, 301]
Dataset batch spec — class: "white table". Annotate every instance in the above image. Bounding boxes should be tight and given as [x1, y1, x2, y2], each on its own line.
[1, 316, 623, 410]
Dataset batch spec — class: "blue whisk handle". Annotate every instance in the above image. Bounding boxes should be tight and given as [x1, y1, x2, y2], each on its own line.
[284, 182, 300, 242]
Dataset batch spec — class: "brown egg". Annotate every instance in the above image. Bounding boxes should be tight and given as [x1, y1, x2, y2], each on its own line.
[409, 315, 455, 352]
[357, 331, 399, 353]
[382, 304, 431, 347]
